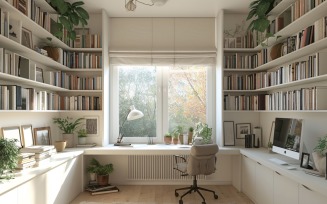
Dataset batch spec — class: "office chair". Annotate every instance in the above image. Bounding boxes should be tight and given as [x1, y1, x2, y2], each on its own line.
[174, 144, 219, 204]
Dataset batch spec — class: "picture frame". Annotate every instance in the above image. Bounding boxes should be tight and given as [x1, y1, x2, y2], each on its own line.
[15, 0, 28, 16]
[33, 127, 51, 145]
[300, 152, 310, 169]
[21, 27, 33, 48]
[35, 67, 44, 83]
[2, 126, 22, 148]
[85, 116, 98, 136]
[223, 121, 235, 146]
[236, 123, 251, 139]
[21, 124, 34, 147]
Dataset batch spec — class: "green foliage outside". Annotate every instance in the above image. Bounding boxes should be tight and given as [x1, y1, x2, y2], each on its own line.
[0, 138, 19, 180]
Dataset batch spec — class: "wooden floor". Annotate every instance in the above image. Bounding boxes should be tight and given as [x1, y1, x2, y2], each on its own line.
[70, 185, 253, 204]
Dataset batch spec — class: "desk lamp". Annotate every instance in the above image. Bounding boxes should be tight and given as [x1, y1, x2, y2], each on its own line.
[114, 105, 144, 146]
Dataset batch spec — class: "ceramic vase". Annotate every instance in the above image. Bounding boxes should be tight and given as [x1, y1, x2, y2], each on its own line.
[97, 174, 109, 186]
[63, 133, 74, 148]
[78, 137, 87, 145]
[54, 141, 66, 152]
[312, 152, 326, 176]
[164, 136, 172, 144]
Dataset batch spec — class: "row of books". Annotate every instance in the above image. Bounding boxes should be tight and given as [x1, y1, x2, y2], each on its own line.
[224, 53, 259, 69]
[224, 87, 327, 111]
[71, 34, 102, 48]
[224, 51, 326, 90]
[224, 30, 259, 48]
[17, 146, 56, 169]
[0, 86, 102, 110]
[292, 0, 326, 22]
[62, 51, 103, 69]
[30, 0, 51, 32]
[45, 72, 102, 90]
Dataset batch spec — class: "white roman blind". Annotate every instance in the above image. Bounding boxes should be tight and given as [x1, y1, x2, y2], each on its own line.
[109, 18, 216, 52]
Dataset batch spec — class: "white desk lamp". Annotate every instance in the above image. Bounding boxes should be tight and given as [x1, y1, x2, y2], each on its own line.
[114, 105, 144, 146]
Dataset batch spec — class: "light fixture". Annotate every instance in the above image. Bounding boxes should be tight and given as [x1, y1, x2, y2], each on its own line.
[114, 105, 144, 146]
[125, 0, 168, 11]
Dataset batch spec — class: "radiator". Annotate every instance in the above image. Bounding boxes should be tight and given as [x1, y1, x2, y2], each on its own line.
[128, 155, 206, 180]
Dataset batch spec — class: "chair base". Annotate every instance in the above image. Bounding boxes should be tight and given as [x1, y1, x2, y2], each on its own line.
[174, 176, 218, 204]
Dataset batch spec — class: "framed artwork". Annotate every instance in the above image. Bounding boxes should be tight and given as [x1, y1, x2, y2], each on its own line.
[35, 67, 44, 83]
[85, 116, 98, 136]
[236, 123, 251, 139]
[223, 121, 235, 146]
[21, 125, 34, 147]
[2, 126, 22, 147]
[33, 127, 51, 145]
[21, 27, 33, 48]
[300, 152, 310, 169]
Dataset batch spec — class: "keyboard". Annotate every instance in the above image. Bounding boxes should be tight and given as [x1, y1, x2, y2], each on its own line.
[269, 158, 288, 165]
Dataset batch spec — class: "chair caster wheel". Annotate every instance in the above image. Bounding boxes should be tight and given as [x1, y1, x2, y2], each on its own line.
[175, 192, 179, 197]
[179, 200, 183, 204]
[214, 194, 218, 199]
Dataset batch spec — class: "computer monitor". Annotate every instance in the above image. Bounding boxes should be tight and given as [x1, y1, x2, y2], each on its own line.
[272, 117, 303, 160]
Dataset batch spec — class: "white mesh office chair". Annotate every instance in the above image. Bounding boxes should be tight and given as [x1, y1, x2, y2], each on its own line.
[174, 144, 219, 204]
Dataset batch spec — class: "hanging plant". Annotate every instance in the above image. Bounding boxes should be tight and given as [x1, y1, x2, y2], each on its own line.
[49, 0, 89, 41]
[246, 0, 277, 47]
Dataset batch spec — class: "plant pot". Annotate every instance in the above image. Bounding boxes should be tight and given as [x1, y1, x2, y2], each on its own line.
[179, 134, 183, 144]
[54, 141, 66, 152]
[78, 137, 87, 145]
[312, 152, 326, 176]
[43, 46, 60, 62]
[164, 136, 172, 145]
[188, 132, 193, 144]
[89, 173, 96, 181]
[63, 133, 74, 148]
[97, 174, 109, 186]
[173, 138, 178, 145]
[270, 43, 283, 60]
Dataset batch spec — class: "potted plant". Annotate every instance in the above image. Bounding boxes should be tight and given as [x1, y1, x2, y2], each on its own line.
[312, 135, 327, 175]
[0, 138, 19, 180]
[194, 122, 212, 144]
[77, 128, 87, 145]
[163, 132, 172, 145]
[49, 0, 89, 41]
[89, 158, 114, 186]
[86, 164, 97, 182]
[53, 117, 84, 148]
[172, 130, 179, 145]
[188, 127, 194, 145]
[173, 125, 184, 144]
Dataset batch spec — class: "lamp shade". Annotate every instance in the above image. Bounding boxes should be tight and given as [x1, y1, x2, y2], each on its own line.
[127, 105, 144, 121]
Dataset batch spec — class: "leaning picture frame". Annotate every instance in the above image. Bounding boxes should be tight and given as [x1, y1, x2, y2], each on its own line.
[21, 124, 34, 147]
[223, 121, 235, 146]
[85, 116, 98, 136]
[21, 27, 33, 48]
[300, 152, 310, 169]
[33, 127, 51, 145]
[2, 126, 22, 148]
[236, 123, 251, 139]
[35, 67, 44, 83]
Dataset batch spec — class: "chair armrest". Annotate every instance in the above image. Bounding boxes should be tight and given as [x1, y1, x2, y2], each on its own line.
[173, 155, 187, 164]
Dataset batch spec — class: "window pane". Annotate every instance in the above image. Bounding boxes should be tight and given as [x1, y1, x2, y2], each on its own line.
[168, 66, 207, 132]
[119, 66, 157, 137]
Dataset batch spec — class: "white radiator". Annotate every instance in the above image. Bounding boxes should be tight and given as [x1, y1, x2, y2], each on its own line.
[128, 155, 206, 180]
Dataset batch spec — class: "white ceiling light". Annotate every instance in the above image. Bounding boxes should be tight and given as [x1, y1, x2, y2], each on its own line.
[125, 0, 168, 11]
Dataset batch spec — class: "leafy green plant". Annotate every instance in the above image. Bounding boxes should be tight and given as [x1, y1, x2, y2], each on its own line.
[0, 138, 19, 180]
[77, 128, 87, 137]
[246, 0, 277, 47]
[164, 132, 171, 137]
[53, 117, 84, 134]
[194, 122, 212, 144]
[49, 0, 89, 40]
[89, 158, 114, 175]
[313, 135, 327, 155]
[188, 127, 194, 133]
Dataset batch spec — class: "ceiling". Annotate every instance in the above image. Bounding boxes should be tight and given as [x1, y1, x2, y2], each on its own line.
[78, 0, 252, 17]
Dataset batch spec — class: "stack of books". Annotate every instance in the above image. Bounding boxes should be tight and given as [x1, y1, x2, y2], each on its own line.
[85, 184, 119, 195]
[16, 153, 36, 169]
[19, 145, 56, 167]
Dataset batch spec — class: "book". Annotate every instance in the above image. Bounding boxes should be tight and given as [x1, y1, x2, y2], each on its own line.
[90, 187, 119, 195]
[85, 184, 116, 192]
[20, 145, 55, 153]
[76, 143, 96, 147]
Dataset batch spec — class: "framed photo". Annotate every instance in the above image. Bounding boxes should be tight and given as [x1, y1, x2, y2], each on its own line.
[223, 121, 235, 146]
[21, 27, 33, 48]
[35, 67, 44, 83]
[33, 127, 51, 145]
[21, 125, 34, 147]
[300, 152, 310, 169]
[236, 123, 251, 139]
[85, 116, 98, 136]
[2, 126, 22, 148]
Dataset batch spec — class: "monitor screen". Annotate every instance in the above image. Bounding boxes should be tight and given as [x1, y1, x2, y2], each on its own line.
[272, 117, 303, 160]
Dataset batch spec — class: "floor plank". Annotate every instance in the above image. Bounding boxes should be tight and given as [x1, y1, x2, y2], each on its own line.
[70, 185, 254, 204]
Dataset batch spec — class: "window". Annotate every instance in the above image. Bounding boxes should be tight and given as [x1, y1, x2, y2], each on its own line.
[110, 56, 215, 143]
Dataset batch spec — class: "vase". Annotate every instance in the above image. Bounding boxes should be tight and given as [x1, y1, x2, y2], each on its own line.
[43, 46, 60, 61]
[89, 173, 96, 181]
[312, 152, 326, 176]
[173, 138, 178, 145]
[63, 133, 74, 148]
[164, 136, 172, 144]
[179, 134, 183, 144]
[78, 137, 87, 145]
[54, 141, 66, 152]
[97, 174, 109, 186]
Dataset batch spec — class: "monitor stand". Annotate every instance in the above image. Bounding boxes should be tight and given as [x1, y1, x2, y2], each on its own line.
[269, 158, 288, 165]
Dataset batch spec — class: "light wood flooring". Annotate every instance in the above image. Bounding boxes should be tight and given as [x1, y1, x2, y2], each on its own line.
[70, 185, 254, 204]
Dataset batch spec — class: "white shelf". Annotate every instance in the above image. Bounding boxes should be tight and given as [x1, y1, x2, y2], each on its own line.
[64, 69, 102, 72]
[224, 69, 258, 72]
[0, 0, 69, 49]
[224, 48, 259, 52]
[223, 90, 264, 93]
[0, 72, 68, 91]
[256, 0, 327, 49]
[68, 48, 103, 52]
[269, 0, 296, 16]
[224, 110, 327, 113]
[255, 37, 327, 71]
[34, 0, 56, 13]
